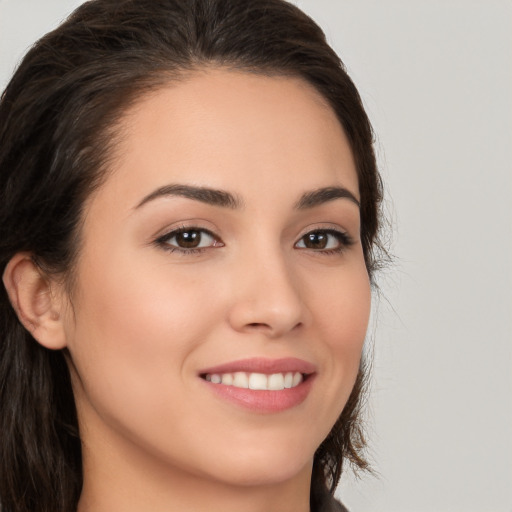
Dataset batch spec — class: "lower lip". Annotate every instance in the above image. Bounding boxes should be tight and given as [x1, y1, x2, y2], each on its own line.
[201, 375, 315, 413]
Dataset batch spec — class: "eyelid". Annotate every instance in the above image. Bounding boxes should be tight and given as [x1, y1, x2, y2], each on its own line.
[152, 218, 219, 239]
[295, 223, 354, 241]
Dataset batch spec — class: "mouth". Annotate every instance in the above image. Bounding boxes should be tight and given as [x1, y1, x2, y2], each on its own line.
[200, 371, 309, 391]
[198, 357, 316, 412]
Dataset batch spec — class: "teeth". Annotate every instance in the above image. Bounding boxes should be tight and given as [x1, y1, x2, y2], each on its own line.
[268, 373, 285, 390]
[233, 372, 249, 388]
[292, 372, 302, 387]
[221, 373, 233, 385]
[204, 371, 304, 391]
[249, 373, 267, 390]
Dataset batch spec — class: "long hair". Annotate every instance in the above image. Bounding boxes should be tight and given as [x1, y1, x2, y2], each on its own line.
[0, 1, 383, 511]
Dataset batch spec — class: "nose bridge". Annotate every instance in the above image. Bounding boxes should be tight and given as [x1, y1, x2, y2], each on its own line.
[227, 238, 306, 337]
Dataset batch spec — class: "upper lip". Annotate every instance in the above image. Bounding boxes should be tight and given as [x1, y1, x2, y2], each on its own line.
[198, 357, 316, 376]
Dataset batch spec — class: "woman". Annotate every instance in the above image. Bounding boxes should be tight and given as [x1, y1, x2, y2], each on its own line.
[0, 1, 383, 511]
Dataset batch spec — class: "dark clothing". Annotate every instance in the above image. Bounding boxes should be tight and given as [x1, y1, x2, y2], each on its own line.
[316, 491, 349, 512]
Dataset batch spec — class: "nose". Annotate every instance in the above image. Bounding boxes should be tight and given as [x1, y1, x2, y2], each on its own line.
[226, 249, 308, 339]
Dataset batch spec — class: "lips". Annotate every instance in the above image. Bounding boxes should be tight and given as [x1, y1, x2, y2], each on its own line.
[199, 357, 316, 375]
[198, 357, 316, 413]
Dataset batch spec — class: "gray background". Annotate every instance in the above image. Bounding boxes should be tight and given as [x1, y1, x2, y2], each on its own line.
[1, 1, 511, 511]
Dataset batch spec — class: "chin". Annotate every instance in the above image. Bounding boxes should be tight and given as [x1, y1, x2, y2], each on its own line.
[195, 440, 315, 488]
[212, 463, 312, 488]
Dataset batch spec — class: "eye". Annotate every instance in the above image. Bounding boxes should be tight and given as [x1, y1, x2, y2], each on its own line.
[295, 229, 352, 254]
[156, 227, 223, 253]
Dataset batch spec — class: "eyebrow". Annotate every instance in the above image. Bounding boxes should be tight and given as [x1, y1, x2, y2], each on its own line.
[135, 184, 359, 210]
[135, 184, 243, 210]
[294, 186, 360, 209]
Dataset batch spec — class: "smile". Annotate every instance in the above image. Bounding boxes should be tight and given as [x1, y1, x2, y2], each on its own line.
[198, 357, 316, 412]
[203, 371, 304, 390]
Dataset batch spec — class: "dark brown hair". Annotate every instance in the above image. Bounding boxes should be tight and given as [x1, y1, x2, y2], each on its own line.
[0, 1, 383, 511]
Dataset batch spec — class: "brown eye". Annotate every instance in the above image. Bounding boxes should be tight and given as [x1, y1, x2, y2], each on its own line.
[159, 228, 221, 251]
[174, 230, 202, 248]
[302, 232, 329, 249]
[295, 229, 351, 252]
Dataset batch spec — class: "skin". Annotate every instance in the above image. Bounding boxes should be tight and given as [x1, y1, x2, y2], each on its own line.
[5, 69, 371, 512]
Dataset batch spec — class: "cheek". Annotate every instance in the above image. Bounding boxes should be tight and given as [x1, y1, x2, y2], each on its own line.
[309, 259, 371, 351]
[73, 249, 218, 345]
[65, 250, 221, 415]
[304, 257, 371, 406]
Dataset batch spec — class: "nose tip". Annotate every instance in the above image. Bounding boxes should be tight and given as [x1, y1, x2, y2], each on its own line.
[227, 258, 307, 338]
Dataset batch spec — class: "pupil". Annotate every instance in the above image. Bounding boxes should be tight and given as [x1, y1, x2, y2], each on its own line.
[305, 232, 327, 249]
[176, 230, 200, 248]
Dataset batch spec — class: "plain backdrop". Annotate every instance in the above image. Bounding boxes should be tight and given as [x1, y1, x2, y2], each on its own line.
[1, 1, 511, 511]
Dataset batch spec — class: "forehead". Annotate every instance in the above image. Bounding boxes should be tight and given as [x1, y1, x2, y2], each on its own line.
[89, 68, 359, 213]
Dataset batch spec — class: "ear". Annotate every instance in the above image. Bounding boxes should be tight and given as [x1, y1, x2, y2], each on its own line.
[2, 253, 68, 350]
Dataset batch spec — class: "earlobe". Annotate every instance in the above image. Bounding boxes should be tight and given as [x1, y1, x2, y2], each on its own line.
[2, 253, 68, 350]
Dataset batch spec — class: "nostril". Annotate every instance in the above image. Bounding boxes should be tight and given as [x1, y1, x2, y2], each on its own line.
[244, 322, 279, 332]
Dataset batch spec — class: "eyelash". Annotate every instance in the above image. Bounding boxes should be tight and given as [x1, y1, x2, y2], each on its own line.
[154, 226, 354, 256]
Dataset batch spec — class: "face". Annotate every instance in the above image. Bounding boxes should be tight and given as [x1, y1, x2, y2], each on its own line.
[62, 69, 371, 488]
